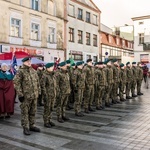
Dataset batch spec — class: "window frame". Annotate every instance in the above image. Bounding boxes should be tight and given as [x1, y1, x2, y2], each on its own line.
[78, 8, 83, 20]
[139, 33, 144, 44]
[31, 22, 40, 41]
[78, 30, 83, 44]
[31, 0, 40, 11]
[69, 27, 74, 42]
[86, 12, 91, 23]
[93, 34, 97, 47]
[10, 18, 21, 37]
[48, 27, 56, 43]
[68, 4, 75, 17]
[93, 14, 97, 25]
[86, 32, 91, 45]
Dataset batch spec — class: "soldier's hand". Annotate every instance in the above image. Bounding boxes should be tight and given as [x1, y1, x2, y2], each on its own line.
[18, 96, 24, 103]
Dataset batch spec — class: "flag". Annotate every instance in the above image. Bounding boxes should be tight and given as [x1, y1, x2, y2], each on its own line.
[10, 55, 17, 75]
[54, 57, 60, 70]
[70, 57, 74, 65]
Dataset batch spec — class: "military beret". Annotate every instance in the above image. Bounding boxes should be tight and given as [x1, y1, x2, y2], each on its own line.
[76, 61, 83, 66]
[59, 61, 66, 67]
[45, 63, 54, 68]
[86, 59, 92, 63]
[22, 56, 31, 62]
[38, 63, 44, 67]
[71, 63, 75, 67]
[66, 59, 71, 64]
[104, 59, 111, 64]
[132, 62, 136, 64]
[120, 63, 124, 68]
[99, 61, 103, 65]
[126, 62, 130, 65]
[94, 62, 98, 66]
[112, 58, 118, 63]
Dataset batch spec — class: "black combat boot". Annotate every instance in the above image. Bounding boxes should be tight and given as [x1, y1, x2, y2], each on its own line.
[23, 127, 31, 135]
[84, 108, 90, 114]
[49, 121, 55, 127]
[126, 96, 132, 99]
[44, 123, 51, 128]
[132, 94, 137, 97]
[75, 112, 84, 117]
[88, 106, 95, 112]
[96, 106, 103, 110]
[105, 103, 110, 107]
[30, 126, 40, 132]
[57, 117, 64, 123]
[62, 116, 70, 121]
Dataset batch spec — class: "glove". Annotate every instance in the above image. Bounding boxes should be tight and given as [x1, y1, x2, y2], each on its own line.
[18, 96, 24, 103]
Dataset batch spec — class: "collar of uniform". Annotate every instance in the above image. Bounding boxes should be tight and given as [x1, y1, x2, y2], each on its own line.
[60, 69, 68, 73]
[22, 64, 31, 69]
[45, 70, 54, 75]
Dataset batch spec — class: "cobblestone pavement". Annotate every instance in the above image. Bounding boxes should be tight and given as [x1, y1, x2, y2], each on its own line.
[0, 84, 150, 150]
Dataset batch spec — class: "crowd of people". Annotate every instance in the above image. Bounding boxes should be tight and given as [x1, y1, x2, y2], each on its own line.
[0, 56, 148, 136]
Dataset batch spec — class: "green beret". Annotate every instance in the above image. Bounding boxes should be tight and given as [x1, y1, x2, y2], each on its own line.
[22, 56, 31, 62]
[112, 58, 118, 63]
[94, 62, 98, 66]
[45, 63, 54, 68]
[59, 61, 66, 67]
[76, 61, 83, 66]
[126, 62, 130, 65]
[99, 61, 103, 65]
[104, 59, 110, 64]
[132, 62, 136, 64]
[120, 63, 124, 68]
[71, 63, 75, 67]
[86, 59, 92, 63]
[66, 59, 71, 64]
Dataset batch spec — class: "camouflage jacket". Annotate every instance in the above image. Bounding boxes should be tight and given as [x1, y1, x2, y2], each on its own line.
[126, 66, 132, 83]
[73, 68, 85, 89]
[131, 66, 138, 81]
[70, 68, 76, 86]
[55, 69, 71, 95]
[37, 69, 44, 81]
[83, 65, 95, 86]
[106, 66, 114, 84]
[13, 65, 41, 99]
[120, 69, 127, 84]
[94, 67, 106, 87]
[137, 66, 143, 80]
[40, 70, 56, 99]
[103, 67, 108, 86]
[112, 65, 120, 82]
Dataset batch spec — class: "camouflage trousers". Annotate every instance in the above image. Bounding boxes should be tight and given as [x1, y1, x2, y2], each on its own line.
[20, 98, 37, 128]
[56, 94, 69, 118]
[84, 85, 94, 109]
[119, 82, 126, 99]
[126, 82, 131, 97]
[137, 80, 142, 94]
[105, 83, 113, 104]
[74, 89, 84, 113]
[111, 82, 119, 101]
[95, 86, 105, 107]
[43, 96, 55, 124]
[131, 80, 137, 95]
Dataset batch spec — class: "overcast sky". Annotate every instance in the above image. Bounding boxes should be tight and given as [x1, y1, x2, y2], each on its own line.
[92, 0, 150, 27]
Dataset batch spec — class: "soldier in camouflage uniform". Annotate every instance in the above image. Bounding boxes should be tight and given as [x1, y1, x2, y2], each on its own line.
[105, 60, 114, 107]
[66, 59, 74, 110]
[83, 59, 95, 113]
[131, 62, 138, 97]
[137, 62, 144, 95]
[37, 64, 44, 106]
[56, 61, 71, 123]
[73, 61, 85, 117]
[126, 62, 132, 99]
[14, 57, 41, 135]
[111, 59, 121, 103]
[94, 62, 106, 110]
[40, 63, 56, 128]
[119, 63, 126, 101]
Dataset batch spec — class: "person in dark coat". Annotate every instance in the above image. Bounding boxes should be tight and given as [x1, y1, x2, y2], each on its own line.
[0, 63, 15, 119]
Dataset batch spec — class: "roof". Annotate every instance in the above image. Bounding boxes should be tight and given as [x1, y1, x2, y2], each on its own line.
[132, 15, 150, 21]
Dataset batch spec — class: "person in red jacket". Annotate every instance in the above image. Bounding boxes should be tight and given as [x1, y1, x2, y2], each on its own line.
[143, 65, 149, 83]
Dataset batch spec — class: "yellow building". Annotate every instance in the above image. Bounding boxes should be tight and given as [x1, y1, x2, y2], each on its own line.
[0, 0, 66, 62]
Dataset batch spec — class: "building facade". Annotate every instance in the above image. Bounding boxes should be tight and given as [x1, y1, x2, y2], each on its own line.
[0, 0, 65, 62]
[66, 0, 101, 62]
[132, 15, 150, 63]
[101, 31, 134, 64]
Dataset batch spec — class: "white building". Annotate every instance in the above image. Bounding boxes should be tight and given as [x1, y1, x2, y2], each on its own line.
[66, 0, 101, 62]
[132, 15, 150, 63]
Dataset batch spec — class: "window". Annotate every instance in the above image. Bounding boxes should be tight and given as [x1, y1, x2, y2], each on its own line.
[78, 30, 83, 44]
[70, 54, 83, 61]
[86, 55, 91, 59]
[86, 32, 90, 45]
[69, 28, 74, 42]
[69, 4, 75, 16]
[48, 27, 55, 43]
[31, 0, 39, 11]
[93, 15, 97, 25]
[31, 23, 40, 40]
[139, 33, 144, 44]
[93, 34, 97, 46]
[93, 56, 97, 62]
[86, 12, 90, 23]
[10, 18, 21, 37]
[78, 8, 83, 20]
